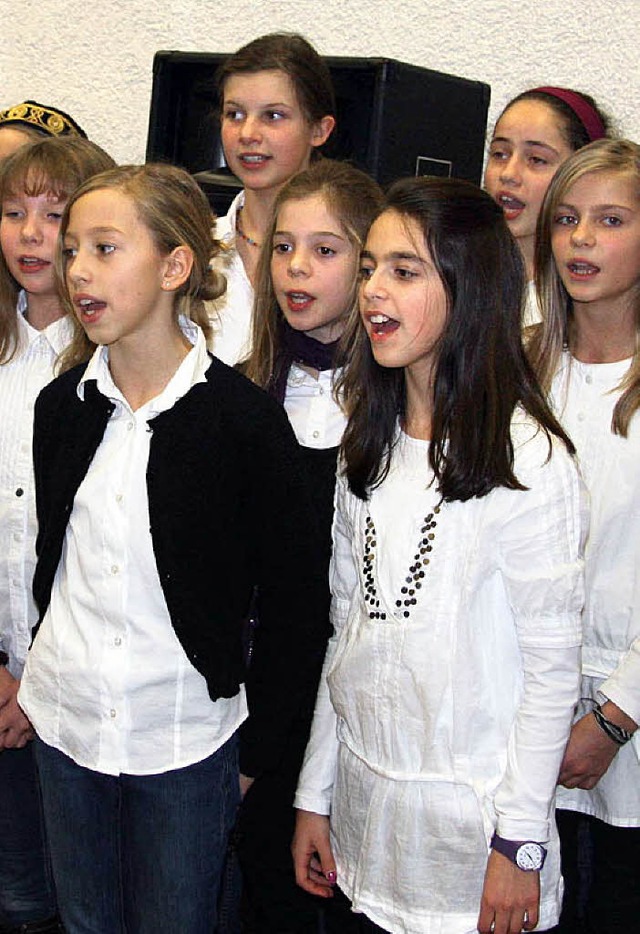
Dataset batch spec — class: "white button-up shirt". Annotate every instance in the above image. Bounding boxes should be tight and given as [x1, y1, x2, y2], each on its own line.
[296, 416, 585, 933]
[284, 364, 346, 449]
[553, 353, 640, 827]
[19, 322, 246, 775]
[0, 295, 72, 677]
[206, 191, 254, 366]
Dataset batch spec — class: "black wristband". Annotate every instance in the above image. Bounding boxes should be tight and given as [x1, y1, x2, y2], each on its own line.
[593, 705, 633, 746]
[0, 650, 8, 667]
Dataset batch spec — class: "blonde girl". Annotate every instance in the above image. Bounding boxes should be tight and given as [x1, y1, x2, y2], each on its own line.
[484, 87, 610, 325]
[207, 32, 336, 365]
[530, 138, 640, 934]
[17, 163, 331, 934]
[239, 160, 383, 933]
[293, 177, 585, 934]
[0, 135, 114, 934]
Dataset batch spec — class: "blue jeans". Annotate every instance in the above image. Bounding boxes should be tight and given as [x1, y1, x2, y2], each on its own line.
[0, 741, 57, 926]
[34, 734, 240, 934]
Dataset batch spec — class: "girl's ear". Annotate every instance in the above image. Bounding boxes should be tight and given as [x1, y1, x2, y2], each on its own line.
[310, 115, 336, 150]
[161, 245, 194, 292]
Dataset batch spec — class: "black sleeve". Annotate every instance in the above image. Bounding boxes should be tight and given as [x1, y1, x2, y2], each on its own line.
[238, 403, 332, 778]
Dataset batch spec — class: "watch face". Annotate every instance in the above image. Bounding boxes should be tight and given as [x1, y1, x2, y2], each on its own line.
[516, 842, 544, 871]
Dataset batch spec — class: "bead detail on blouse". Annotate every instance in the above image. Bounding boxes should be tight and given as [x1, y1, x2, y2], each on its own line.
[363, 503, 441, 620]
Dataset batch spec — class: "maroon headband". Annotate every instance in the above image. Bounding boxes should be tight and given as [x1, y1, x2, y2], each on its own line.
[531, 86, 606, 143]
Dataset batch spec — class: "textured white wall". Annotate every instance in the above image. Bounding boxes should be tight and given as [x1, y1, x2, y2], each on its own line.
[1, 0, 636, 167]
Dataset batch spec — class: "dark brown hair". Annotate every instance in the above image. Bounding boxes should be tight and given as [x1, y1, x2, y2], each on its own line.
[217, 32, 335, 135]
[340, 176, 574, 502]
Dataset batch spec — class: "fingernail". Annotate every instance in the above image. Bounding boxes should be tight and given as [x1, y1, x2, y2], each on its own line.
[325, 870, 337, 883]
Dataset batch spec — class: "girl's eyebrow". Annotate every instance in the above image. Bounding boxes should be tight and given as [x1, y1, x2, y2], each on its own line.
[491, 135, 561, 156]
[224, 98, 292, 109]
[274, 229, 346, 240]
[556, 201, 634, 213]
[361, 249, 426, 263]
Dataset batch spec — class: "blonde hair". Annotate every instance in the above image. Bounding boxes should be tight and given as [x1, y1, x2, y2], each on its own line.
[57, 163, 226, 372]
[0, 136, 115, 363]
[244, 160, 383, 388]
[529, 138, 640, 436]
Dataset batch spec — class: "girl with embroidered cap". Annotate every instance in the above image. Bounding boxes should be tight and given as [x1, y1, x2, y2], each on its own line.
[237, 159, 383, 933]
[529, 138, 640, 934]
[292, 177, 586, 934]
[0, 135, 114, 934]
[16, 161, 330, 934]
[207, 32, 336, 365]
[484, 86, 610, 325]
[0, 100, 87, 161]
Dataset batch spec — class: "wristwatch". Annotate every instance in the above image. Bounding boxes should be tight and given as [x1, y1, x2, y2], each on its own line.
[490, 832, 547, 871]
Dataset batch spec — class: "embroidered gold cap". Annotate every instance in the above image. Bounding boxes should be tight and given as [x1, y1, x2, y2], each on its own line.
[0, 100, 87, 139]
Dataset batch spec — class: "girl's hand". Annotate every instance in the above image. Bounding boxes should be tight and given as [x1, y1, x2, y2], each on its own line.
[292, 809, 336, 898]
[0, 669, 34, 750]
[477, 850, 540, 934]
[558, 702, 635, 789]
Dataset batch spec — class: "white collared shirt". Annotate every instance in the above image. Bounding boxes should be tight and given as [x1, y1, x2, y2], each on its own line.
[0, 293, 72, 677]
[284, 364, 346, 449]
[19, 320, 247, 775]
[206, 191, 255, 365]
[552, 352, 640, 826]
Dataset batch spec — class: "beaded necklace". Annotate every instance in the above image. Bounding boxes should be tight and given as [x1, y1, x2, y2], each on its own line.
[235, 204, 261, 248]
[362, 502, 441, 621]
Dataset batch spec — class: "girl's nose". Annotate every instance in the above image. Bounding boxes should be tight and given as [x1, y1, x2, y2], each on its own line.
[360, 268, 384, 300]
[288, 249, 311, 277]
[20, 214, 43, 243]
[499, 154, 522, 186]
[570, 219, 595, 247]
[239, 115, 262, 144]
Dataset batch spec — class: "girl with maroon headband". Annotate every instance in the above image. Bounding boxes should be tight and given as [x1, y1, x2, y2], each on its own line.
[485, 87, 610, 325]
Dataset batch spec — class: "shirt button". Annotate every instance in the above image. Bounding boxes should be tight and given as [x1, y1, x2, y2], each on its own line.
[111, 564, 120, 575]
[15, 488, 24, 497]
[116, 494, 123, 504]
[109, 709, 117, 718]
[577, 412, 585, 422]
[114, 637, 122, 646]
[585, 374, 593, 385]
[319, 386, 325, 395]
[312, 430, 320, 439]
[127, 421, 134, 431]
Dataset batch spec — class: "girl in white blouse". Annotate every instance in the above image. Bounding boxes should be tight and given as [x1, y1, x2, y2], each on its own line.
[529, 138, 640, 934]
[292, 177, 586, 934]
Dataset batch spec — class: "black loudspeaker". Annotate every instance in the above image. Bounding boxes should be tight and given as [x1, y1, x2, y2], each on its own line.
[146, 51, 491, 215]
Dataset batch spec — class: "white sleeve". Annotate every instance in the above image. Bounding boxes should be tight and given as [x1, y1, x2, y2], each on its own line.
[493, 435, 586, 841]
[294, 471, 358, 816]
[599, 636, 640, 726]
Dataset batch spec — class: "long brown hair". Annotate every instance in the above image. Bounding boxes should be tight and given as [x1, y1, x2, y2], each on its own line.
[56, 163, 226, 372]
[244, 160, 383, 389]
[340, 177, 574, 502]
[0, 136, 114, 363]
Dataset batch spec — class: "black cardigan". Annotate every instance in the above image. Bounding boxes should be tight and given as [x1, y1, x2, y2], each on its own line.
[31, 355, 332, 777]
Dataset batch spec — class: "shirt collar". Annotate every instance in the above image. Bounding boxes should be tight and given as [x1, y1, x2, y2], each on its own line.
[77, 316, 210, 414]
[17, 290, 74, 355]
